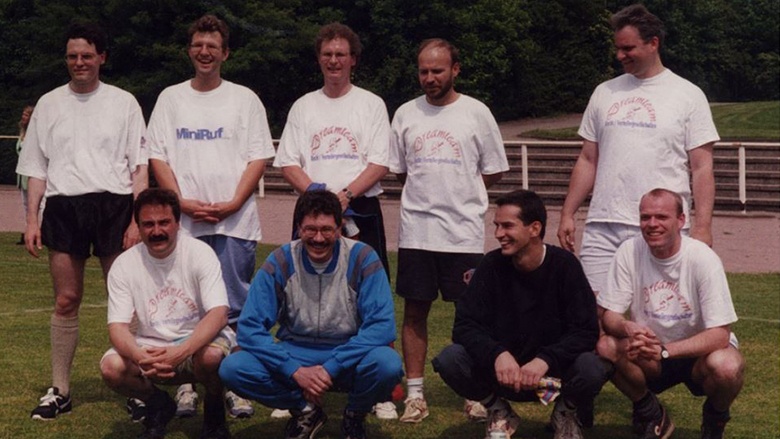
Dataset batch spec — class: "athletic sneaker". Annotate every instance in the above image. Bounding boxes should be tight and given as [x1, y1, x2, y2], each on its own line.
[633, 405, 674, 439]
[399, 397, 429, 423]
[550, 400, 583, 439]
[225, 391, 254, 418]
[140, 389, 176, 439]
[464, 399, 488, 422]
[127, 397, 147, 423]
[271, 408, 293, 419]
[175, 384, 198, 418]
[30, 387, 72, 420]
[486, 404, 521, 439]
[342, 410, 368, 439]
[372, 401, 398, 420]
[285, 406, 327, 439]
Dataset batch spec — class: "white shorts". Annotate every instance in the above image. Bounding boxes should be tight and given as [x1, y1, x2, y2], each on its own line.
[580, 222, 641, 295]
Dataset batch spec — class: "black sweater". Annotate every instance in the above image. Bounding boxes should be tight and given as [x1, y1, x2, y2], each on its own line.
[452, 245, 599, 376]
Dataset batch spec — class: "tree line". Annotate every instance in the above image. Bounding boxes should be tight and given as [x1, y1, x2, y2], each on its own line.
[0, 0, 777, 183]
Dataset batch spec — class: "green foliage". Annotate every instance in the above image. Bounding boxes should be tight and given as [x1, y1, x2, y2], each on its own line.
[0, 0, 778, 183]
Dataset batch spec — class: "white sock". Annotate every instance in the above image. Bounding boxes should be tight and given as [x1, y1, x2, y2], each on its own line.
[301, 402, 316, 413]
[406, 377, 424, 400]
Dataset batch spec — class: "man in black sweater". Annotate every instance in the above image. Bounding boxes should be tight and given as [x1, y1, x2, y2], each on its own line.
[433, 190, 610, 439]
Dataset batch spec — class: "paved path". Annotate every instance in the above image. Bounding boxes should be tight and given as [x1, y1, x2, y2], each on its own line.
[1, 187, 777, 273]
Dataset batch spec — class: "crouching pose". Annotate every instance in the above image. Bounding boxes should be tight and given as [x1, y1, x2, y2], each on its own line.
[433, 190, 611, 439]
[597, 188, 744, 439]
[100, 189, 232, 439]
[219, 190, 403, 439]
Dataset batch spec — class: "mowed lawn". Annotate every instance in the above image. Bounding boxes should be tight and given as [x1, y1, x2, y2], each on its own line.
[0, 233, 777, 439]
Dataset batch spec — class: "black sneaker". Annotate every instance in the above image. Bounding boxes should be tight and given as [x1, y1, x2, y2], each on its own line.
[31, 387, 72, 420]
[140, 389, 176, 439]
[285, 406, 327, 439]
[127, 397, 147, 423]
[341, 410, 367, 439]
[634, 405, 675, 439]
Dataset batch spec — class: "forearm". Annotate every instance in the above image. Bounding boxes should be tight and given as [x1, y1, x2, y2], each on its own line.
[230, 159, 266, 208]
[665, 326, 730, 359]
[482, 172, 504, 189]
[690, 146, 715, 232]
[149, 159, 181, 194]
[179, 306, 228, 358]
[26, 177, 46, 225]
[601, 308, 630, 338]
[109, 323, 146, 363]
[345, 163, 388, 197]
[280, 165, 313, 193]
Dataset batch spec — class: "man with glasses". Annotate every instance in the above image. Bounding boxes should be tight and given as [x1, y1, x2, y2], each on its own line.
[219, 190, 403, 439]
[147, 14, 275, 419]
[17, 22, 147, 421]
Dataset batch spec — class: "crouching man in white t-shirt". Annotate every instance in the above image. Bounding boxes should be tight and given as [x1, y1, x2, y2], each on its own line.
[100, 188, 233, 439]
[597, 188, 744, 439]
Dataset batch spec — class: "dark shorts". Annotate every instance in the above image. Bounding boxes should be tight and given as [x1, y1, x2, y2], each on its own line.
[646, 357, 705, 396]
[395, 249, 482, 302]
[42, 192, 133, 259]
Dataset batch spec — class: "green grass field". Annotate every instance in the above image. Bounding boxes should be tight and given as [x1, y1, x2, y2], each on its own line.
[521, 101, 780, 141]
[0, 233, 777, 439]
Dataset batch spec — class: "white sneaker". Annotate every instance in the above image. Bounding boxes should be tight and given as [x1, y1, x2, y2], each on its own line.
[225, 390, 254, 418]
[270, 408, 292, 419]
[399, 397, 429, 423]
[175, 384, 198, 418]
[372, 401, 398, 420]
[464, 399, 488, 422]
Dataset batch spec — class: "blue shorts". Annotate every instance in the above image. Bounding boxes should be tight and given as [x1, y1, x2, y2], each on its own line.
[197, 235, 256, 324]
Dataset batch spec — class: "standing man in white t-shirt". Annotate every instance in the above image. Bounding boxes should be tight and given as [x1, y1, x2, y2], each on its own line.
[274, 22, 391, 277]
[557, 4, 719, 298]
[389, 38, 509, 423]
[16, 22, 148, 421]
[597, 188, 744, 439]
[148, 14, 275, 419]
[100, 188, 233, 439]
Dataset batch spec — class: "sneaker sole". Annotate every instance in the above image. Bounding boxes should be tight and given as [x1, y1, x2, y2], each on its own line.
[31, 411, 71, 421]
[399, 412, 429, 423]
[374, 411, 399, 420]
[229, 410, 253, 419]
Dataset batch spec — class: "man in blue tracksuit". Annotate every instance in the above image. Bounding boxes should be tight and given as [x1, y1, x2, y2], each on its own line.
[219, 190, 402, 439]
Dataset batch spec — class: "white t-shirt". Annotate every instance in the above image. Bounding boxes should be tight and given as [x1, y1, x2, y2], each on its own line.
[107, 235, 229, 347]
[389, 95, 509, 252]
[598, 236, 737, 344]
[16, 82, 146, 197]
[273, 86, 390, 197]
[579, 69, 720, 226]
[147, 80, 275, 241]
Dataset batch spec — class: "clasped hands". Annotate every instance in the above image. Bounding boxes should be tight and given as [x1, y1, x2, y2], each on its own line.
[136, 346, 188, 380]
[494, 352, 550, 393]
[181, 199, 239, 224]
[623, 321, 663, 362]
[292, 365, 332, 405]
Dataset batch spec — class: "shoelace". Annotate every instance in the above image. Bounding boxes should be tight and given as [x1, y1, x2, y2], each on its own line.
[39, 391, 61, 405]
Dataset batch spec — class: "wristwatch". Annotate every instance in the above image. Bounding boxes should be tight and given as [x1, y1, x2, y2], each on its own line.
[660, 345, 670, 360]
[342, 188, 354, 201]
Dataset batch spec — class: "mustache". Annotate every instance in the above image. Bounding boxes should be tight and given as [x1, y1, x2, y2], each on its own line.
[148, 234, 168, 243]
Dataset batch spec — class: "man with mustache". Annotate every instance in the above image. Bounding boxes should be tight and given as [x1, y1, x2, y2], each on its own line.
[219, 190, 403, 439]
[273, 22, 391, 278]
[389, 38, 508, 424]
[596, 188, 744, 439]
[433, 190, 607, 439]
[148, 14, 275, 419]
[16, 22, 147, 421]
[100, 188, 233, 439]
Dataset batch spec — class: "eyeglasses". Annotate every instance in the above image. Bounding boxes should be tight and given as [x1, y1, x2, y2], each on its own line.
[300, 226, 337, 238]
